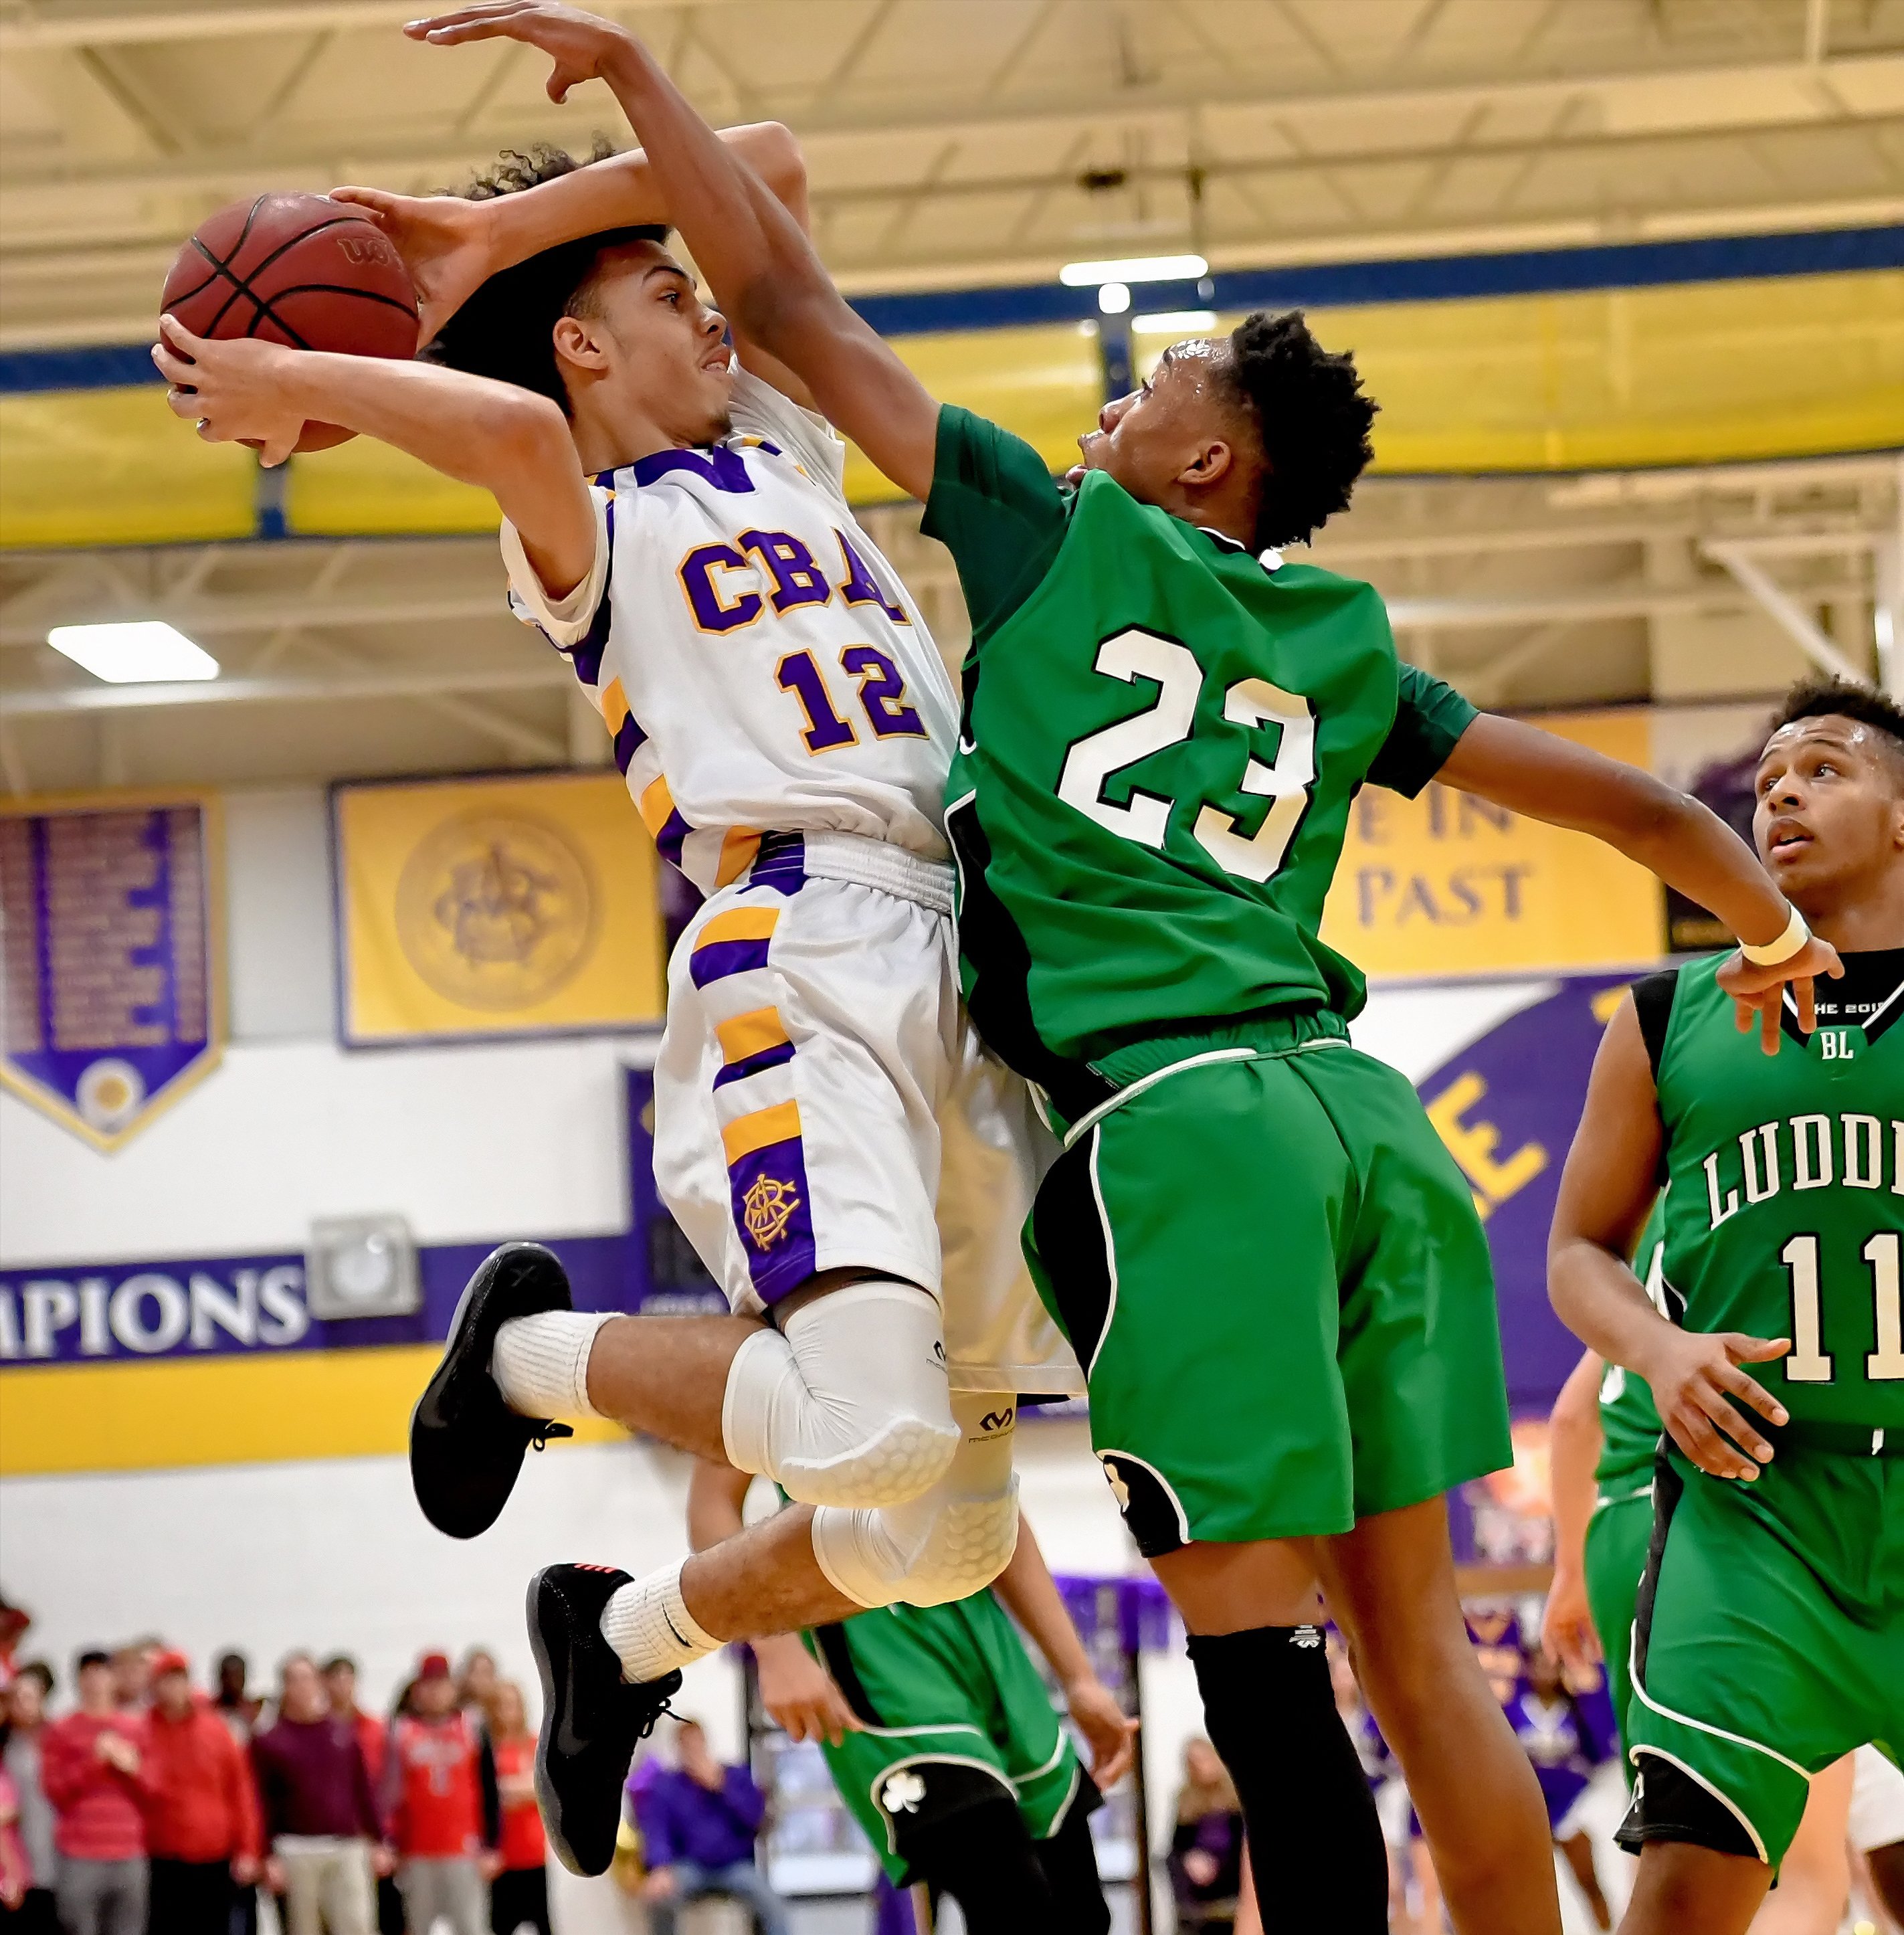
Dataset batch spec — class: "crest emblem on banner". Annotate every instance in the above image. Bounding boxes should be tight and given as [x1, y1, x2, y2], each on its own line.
[0, 794, 225, 1151]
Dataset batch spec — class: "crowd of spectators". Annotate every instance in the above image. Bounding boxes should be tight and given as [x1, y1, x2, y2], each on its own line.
[0, 1636, 549, 1935]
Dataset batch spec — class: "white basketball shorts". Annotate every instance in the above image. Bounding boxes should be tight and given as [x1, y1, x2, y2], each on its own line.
[652, 830, 1082, 1396]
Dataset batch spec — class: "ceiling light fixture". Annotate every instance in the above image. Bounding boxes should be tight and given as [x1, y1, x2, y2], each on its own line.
[47, 621, 220, 684]
[1133, 310, 1220, 335]
[1060, 254, 1208, 286]
[1097, 281, 1132, 316]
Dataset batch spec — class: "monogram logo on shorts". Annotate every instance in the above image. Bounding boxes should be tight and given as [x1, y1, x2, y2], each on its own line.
[880, 1770, 927, 1815]
[742, 1174, 802, 1250]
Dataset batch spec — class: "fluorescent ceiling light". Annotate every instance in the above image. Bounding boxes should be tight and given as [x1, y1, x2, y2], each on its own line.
[47, 621, 219, 684]
[1060, 254, 1208, 286]
[1097, 281, 1132, 316]
[1133, 310, 1220, 335]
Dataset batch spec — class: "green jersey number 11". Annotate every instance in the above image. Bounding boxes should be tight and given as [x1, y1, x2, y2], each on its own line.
[1054, 628, 1317, 885]
[1780, 1231, 1904, 1383]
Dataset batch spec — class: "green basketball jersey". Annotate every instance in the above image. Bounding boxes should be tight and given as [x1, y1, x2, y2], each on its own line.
[924, 407, 1475, 1087]
[1644, 951, 1904, 1431]
[1595, 1202, 1667, 1494]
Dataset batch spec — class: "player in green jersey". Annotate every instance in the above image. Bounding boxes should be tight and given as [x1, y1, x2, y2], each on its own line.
[688, 1459, 1135, 1934]
[376, 11, 1838, 1928]
[1544, 1210, 1672, 1764]
[1551, 678, 1904, 1935]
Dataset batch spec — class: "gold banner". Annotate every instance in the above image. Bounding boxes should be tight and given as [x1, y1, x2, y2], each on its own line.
[1320, 711, 1663, 978]
[335, 771, 666, 1044]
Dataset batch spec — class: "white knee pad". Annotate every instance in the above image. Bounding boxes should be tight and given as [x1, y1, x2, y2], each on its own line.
[720, 1279, 959, 1509]
[809, 1392, 1020, 1609]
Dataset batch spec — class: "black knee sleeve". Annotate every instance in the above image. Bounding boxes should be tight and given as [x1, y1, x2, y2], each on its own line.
[1032, 1778, 1111, 1935]
[902, 1792, 1056, 1934]
[1188, 1624, 1389, 1934]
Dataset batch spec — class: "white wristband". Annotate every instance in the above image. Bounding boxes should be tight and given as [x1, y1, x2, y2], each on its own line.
[1740, 905, 1809, 967]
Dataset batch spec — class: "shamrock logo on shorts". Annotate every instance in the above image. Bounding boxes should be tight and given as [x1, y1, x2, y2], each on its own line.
[881, 1769, 927, 1815]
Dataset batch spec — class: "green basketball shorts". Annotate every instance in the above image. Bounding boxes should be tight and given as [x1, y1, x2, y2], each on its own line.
[1624, 1445, 1904, 1866]
[805, 1592, 1090, 1886]
[1584, 1482, 1654, 1771]
[1024, 1015, 1512, 1551]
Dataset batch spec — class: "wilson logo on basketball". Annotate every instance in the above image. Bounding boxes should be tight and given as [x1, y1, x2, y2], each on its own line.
[337, 232, 399, 268]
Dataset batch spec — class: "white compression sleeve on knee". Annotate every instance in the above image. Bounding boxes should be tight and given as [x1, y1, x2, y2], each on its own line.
[719, 1279, 959, 1509]
[490, 1311, 613, 1420]
[810, 1391, 1020, 1609]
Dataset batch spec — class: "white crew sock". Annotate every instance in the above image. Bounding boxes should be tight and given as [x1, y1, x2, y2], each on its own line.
[490, 1311, 613, 1421]
[599, 1562, 721, 1684]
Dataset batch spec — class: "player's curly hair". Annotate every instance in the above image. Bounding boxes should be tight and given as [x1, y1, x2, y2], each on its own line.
[1224, 310, 1377, 549]
[427, 140, 668, 416]
[1772, 676, 1904, 756]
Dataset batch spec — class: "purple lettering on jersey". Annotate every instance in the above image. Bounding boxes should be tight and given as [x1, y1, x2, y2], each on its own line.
[740, 529, 832, 614]
[842, 646, 925, 737]
[836, 531, 908, 623]
[631, 446, 757, 494]
[679, 543, 764, 633]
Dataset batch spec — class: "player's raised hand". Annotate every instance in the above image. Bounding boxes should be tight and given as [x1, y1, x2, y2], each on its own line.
[1717, 932, 1842, 1054]
[152, 315, 304, 468]
[327, 187, 495, 347]
[1638, 1326, 1790, 1482]
[405, 3, 638, 102]
[1065, 1675, 1139, 1790]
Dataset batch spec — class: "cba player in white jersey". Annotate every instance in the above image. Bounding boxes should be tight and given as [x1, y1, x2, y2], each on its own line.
[157, 92, 1076, 1879]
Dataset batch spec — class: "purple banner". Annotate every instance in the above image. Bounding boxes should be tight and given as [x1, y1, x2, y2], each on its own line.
[1412, 970, 1634, 1410]
[0, 800, 221, 1149]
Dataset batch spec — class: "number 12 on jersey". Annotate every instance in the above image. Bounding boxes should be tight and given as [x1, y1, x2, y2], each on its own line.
[1780, 1230, 1904, 1382]
[1054, 627, 1316, 884]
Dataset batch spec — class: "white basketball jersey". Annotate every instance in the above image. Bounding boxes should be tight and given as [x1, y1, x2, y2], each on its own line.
[502, 368, 957, 893]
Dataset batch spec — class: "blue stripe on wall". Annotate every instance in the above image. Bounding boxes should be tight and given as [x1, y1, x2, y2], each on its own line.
[6, 225, 1899, 393]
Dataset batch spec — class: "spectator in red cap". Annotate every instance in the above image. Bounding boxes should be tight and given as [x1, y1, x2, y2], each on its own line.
[39, 1649, 152, 1935]
[143, 1651, 262, 1934]
[385, 1653, 497, 1935]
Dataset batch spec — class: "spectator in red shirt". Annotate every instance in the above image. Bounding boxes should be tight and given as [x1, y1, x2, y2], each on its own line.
[39, 1650, 152, 1935]
[482, 1683, 547, 1935]
[143, 1651, 263, 1935]
[384, 1655, 497, 1935]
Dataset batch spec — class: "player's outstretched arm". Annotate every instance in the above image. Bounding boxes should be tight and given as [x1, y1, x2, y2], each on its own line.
[1540, 1350, 1604, 1677]
[332, 120, 804, 349]
[991, 1513, 1139, 1789]
[1549, 998, 1790, 1483]
[1438, 713, 1840, 1050]
[407, 3, 940, 499]
[153, 314, 595, 595]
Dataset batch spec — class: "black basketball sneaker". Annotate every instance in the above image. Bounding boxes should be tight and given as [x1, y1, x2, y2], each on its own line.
[528, 1564, 680, 1876]
[409, 1242, 576, 1539]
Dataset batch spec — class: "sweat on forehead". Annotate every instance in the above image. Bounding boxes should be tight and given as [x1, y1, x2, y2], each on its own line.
[1762, 712, 1904, 769]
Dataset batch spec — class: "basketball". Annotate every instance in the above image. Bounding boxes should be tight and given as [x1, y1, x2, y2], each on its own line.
[160, 191, 419, 453]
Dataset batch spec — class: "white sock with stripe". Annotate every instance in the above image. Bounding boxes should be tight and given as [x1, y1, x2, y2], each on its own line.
[489, 1311, 613, 1420]
[599, 1562, 721, 1683]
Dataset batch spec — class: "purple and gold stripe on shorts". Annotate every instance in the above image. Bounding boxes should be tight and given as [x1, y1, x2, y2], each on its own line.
[713, 1005, 795, 1089]
[721, 1099, 816, 1299]
[690, 903, 780, 987]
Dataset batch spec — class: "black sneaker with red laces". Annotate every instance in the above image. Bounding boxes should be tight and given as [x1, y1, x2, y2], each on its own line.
[527, 1563, 680, 1876]
[408, 1242, 575, 1540]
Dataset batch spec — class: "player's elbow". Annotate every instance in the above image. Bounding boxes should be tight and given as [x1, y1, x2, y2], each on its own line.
[747, 121, 806, 202]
